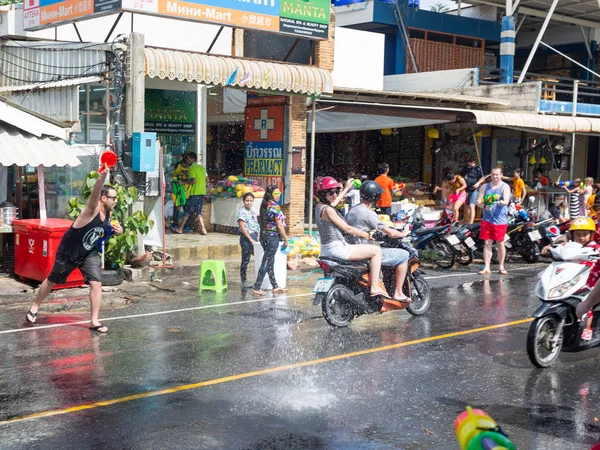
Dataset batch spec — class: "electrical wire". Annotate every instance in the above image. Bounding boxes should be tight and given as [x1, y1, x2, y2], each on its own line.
[0, 47, 108, 69]
[0, 57, 107, 77]
[3, 39, 113, 51]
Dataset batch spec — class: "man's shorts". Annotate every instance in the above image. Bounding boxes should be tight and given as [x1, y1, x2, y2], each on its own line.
[480, 220, 508, 242]
[382, 248, 409, 266]
[48, 252, 102, 284]
[185, 195, 204, 216]
[466, 190, 479, 206]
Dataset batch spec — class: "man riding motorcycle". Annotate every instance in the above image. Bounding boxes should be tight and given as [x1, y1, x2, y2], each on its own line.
[345, 181, 412, 303]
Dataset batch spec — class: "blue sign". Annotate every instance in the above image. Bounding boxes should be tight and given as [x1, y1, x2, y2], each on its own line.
[244, 141, 284, 176]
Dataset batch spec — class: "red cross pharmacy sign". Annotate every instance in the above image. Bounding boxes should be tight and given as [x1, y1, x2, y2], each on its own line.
[244, 105, 284, 192]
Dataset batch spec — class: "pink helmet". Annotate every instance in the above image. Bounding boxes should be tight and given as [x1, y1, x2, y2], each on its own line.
[316, 176, 339, 192]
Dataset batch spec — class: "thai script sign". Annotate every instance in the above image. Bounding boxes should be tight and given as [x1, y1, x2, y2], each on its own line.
[244, 105, 284, 192]
[24, 0, 330, 40]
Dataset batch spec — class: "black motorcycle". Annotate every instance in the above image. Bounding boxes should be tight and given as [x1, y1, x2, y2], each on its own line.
[313, 237, 431, 327]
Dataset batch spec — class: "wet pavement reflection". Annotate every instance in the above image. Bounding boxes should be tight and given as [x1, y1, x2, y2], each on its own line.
[1, 268, 600, 449]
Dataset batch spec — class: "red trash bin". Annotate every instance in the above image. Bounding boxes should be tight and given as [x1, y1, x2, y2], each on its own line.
[13, 219, 85, 289]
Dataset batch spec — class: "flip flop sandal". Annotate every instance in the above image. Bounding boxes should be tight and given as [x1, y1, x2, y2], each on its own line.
[498, 270, 508, 275]
[272, 288, 288, 294]
[393, 297, 412, 304]
[479, 270, 492, 275]
[252, 289, 266, 296]
[25, 309, 37, 324]
[89, 324, 108, 333]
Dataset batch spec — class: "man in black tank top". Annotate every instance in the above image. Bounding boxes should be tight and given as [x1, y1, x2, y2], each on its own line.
[25, 163, 123, 333]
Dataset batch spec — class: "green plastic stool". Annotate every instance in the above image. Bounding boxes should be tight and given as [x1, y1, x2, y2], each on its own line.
[199, 260, 227, 293]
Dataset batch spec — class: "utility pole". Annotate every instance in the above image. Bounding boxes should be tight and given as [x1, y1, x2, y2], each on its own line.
[125, 32, 147, 256]
[500, 0, 515, 84]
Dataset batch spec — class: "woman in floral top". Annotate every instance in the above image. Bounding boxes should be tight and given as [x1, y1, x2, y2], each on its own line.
[237, 192, 260, 288]
[253, 185, 289, 296]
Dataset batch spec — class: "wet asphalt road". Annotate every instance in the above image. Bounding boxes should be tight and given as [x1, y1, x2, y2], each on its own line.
[1, 265, 600, 449]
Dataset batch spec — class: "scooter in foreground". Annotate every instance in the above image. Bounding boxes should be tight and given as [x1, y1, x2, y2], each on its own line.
[313, 237, 430, 327]
[527, 242, 600, 368]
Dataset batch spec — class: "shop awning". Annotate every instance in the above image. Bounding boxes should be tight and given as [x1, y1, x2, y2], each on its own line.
[315, 98, 600, 135]
[468, 110, 600, 134]
[0, 96, 71, 140]
[144, 48, 333, 96]
[0, 122, 80, 167]
[308, 111, 449, 133]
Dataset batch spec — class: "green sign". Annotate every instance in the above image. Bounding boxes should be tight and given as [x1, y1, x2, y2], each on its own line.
[144, 89, 196, 135]
[280, 0, 330, 38]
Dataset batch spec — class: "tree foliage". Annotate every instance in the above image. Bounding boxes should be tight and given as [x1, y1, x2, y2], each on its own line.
[0, 0, 23, 6]
[430, 1, 450, 12]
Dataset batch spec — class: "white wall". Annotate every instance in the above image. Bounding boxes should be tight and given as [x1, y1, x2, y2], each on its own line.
[332, 27, 384, 90]
[1, 7, 232, 55]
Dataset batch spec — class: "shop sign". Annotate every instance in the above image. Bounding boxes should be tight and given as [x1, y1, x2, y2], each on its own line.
[244, 105, 284, 192]
[244, 142, 283, 176]
[247, 92, 287, 107]
[25, 0, 330, 40]
[144, 89, 196, 135]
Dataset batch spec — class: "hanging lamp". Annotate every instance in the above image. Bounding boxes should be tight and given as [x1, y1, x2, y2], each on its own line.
[528, 155, 537, 164]
[539, 156, 547, 164]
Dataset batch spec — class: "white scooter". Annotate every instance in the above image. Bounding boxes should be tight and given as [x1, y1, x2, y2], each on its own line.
[527, 242, 600, 368]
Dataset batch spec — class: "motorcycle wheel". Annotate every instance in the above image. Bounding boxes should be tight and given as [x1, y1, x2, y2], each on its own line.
[526, 315, 563, 368]
[426, 239, 455, 269]
[521, 242, 539, 264]
[407, 274, 431, 316]
[456, 244, 473, 266]
[321, 284, 355, 327]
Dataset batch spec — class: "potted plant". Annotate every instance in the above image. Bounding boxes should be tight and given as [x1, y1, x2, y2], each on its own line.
[67, 171, 154, 285]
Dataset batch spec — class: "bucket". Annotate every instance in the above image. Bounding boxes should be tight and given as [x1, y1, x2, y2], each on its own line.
[0, 201, 18, 226]
[253, 241, 287, 290]
[454, 407, 498, 450]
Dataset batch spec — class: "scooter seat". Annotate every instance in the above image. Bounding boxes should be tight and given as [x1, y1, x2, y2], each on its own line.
[414, 225, 447, 236]
[319, 256, 369, 267]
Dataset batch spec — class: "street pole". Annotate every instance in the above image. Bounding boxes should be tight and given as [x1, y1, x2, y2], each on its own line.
[517, 0, 560, 83]
[500, 0, 515, 83]
[308, 98, 317, 237]
[569, 80, 579, 180]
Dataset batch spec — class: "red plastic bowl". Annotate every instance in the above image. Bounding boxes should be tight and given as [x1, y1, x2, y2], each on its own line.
[100, 150, 118, 168]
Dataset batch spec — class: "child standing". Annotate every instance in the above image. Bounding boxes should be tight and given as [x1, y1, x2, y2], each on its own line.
[237, 192, 260, 288]
[564, 178, 582, 219]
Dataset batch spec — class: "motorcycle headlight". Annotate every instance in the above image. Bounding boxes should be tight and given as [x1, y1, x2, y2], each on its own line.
[548, 273, 585, 299]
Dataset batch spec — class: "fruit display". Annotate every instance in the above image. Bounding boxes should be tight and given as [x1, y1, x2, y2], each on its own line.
[392, 182, 406, 197]
[209, 175, 265, 199]
[286, 236, 321, 259]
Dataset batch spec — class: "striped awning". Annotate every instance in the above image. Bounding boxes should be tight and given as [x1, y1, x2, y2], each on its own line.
[144, 48, 333, 96]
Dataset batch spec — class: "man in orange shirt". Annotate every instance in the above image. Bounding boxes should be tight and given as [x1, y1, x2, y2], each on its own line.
[375, 162, 394, 215]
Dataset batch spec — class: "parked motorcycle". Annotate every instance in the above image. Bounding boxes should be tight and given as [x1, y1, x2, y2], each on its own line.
[409, 206, 456, 269]
[313, 237, 431, 327]
[449, 223, 477, 266]
[527, 242, 600, 368]
[504, 221, 541, 263]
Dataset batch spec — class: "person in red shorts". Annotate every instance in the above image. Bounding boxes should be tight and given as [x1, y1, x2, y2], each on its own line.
[476, 167, 511, 275]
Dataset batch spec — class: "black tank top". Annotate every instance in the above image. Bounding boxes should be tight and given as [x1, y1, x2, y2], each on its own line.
[57, 212, 110, 263]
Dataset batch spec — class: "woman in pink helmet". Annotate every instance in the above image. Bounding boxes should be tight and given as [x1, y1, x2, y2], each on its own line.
[315, 176, 391, 299]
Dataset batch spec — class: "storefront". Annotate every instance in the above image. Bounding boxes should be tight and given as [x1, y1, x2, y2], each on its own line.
[142, 46, 333, 231]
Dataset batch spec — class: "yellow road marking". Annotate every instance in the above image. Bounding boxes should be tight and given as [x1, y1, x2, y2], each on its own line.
[0, 318, 533, 426]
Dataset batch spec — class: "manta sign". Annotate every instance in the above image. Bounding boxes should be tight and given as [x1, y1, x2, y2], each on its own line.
[24, 0, 330, 40]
